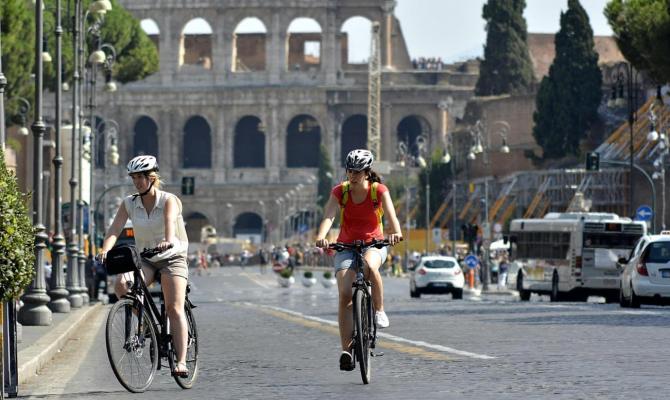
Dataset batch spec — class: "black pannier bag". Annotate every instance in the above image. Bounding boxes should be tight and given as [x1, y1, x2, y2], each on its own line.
[105, 244, 142, 275]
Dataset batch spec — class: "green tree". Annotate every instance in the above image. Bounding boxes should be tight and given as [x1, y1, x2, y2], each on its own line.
[605, 0, 670, 83]
[533, 0, 602, 159]
[317, 144, 334, 210]
[0, 149, 35, 301]
[0, 0, 35, 107]
[417, 150, 453, 229]
[4, 0, 158, 100]
[475, 0, 535, 96]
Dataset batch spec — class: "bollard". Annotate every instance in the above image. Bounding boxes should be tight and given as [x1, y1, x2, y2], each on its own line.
[468, 269, 475, 289]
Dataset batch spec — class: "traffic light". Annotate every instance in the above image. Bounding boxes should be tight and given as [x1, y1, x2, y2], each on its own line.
[586, 152, 600, 171]
[181, 176, 195, 195]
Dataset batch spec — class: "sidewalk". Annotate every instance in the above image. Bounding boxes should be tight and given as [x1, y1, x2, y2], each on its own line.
[16, 302, 103, 385]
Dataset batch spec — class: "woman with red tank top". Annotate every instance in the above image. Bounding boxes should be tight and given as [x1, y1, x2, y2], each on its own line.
[315, 149, 403, 372]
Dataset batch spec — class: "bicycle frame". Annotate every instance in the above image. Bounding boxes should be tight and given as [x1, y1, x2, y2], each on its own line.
[349, 241, 377, 351]
[122, 269, 171, 369]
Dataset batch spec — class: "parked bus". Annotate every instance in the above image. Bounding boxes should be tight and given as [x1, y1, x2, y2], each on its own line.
[506, 212, 646, 302]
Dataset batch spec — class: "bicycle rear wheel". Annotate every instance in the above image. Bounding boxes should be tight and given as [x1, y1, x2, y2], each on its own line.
[353, 289, 372, 384]
[169, 302, 199, 389]
[105, 298, 159, 393]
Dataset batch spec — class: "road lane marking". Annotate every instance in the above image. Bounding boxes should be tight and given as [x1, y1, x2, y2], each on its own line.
[240, 302, 495, 360]
[240, 272, 272, 289]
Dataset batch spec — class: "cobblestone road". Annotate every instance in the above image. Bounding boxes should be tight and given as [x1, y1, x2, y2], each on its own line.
[20, 266, 670, 399]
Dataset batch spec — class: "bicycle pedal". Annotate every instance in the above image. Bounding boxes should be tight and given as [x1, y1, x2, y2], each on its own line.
[371, 351, 384, 357]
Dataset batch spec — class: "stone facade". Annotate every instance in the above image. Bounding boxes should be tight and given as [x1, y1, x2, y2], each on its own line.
[95, 0, 476, 243]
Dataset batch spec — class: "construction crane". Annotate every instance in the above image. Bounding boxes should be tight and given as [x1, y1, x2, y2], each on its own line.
[367, 22, 381, 160]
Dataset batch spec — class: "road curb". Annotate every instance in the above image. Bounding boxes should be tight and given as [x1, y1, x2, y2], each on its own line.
[17, 302, 103, 384]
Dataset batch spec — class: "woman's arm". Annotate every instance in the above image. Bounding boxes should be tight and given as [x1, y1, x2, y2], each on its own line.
[162, 195, 179, 250]
[315, 193, 340, 248]
[381, 191, 403, 245]
[98, 202, 129, 260]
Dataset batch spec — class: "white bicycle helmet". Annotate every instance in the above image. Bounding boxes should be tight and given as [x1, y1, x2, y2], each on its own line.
[127, 155, 159, 175]
[345, 149, 374, 171]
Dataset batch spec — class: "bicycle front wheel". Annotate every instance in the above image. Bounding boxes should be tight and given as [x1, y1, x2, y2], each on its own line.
[105, 298, 159, 393]
[169, 301, 199, 389]
[353, 289, 372, 384]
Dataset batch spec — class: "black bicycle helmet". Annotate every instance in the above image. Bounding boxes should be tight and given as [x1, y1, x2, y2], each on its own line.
[345, 149, 373, 171]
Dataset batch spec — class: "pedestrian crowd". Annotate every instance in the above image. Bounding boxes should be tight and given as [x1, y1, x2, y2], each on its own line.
[412, 57, 444, 71]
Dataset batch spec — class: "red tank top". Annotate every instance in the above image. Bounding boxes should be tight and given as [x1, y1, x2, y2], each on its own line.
[332, 182, 387, 243]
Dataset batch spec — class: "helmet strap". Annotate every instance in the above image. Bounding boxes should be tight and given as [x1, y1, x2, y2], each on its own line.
[132, 180, 154, 201]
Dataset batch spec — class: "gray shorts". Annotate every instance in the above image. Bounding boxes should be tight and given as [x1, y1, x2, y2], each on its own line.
[333, 247, 388, 273]
[140, 254, 189, 280]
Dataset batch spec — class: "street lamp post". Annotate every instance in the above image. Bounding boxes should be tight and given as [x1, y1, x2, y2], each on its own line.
[468, 120, 510, 291]
[258, 200, 265, 244]
[86, 44, 116, 258]
[48, 0, 71, 313]
[66, 0, 85, 309]
[649, 92, 667, 231]
[18, 0, 53, 326]
[609, 62, 642, 218]
[75, 0, 112, 305]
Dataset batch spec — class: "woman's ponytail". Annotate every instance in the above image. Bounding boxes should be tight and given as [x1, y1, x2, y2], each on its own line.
[367, 169, 382, 184]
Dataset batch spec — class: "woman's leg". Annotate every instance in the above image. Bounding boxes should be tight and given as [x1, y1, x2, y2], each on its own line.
[336, 268, 356, 351]
[114, 264, 155, 298]
[162, 274, 188, 369]
[364, 250, 385, 312]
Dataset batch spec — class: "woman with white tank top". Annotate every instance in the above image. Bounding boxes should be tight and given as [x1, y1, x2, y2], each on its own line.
[98, 155, 191, 378]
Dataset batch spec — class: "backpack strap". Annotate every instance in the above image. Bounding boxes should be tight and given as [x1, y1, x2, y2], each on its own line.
[339, 181, 350, 223]
[371, 182, 384, 231]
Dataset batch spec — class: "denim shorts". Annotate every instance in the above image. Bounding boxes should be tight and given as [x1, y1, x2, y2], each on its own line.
[333, 247, 388, 273]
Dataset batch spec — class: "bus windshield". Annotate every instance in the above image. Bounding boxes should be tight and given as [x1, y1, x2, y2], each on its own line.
[583, 233, 639, 249]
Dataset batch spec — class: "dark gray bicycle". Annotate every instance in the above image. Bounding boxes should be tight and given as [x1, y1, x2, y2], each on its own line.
[329, 239, 390, 384]
[104, 246, 198, 393]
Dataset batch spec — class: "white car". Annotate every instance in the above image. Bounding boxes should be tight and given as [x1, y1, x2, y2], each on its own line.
[409, 256, 464, 299]
[618, 234, 670, 308]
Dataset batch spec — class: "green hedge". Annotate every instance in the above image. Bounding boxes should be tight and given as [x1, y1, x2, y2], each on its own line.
[0, 149, 35, 301]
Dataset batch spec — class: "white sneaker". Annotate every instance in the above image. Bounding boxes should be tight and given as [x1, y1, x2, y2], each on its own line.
[375, 310, 390, 328]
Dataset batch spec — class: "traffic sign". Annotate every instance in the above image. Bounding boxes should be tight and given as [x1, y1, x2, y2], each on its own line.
[432, 228, 442, 244]
[635, 205, 653, 221]
[464, 254, 479, 269]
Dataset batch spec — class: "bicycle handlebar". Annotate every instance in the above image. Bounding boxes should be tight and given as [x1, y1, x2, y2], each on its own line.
[328, 239, 392, 253]
[140, 243, 174, 259]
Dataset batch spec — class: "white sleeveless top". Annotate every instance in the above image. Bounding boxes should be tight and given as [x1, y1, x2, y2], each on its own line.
[123, 189, 189, 261]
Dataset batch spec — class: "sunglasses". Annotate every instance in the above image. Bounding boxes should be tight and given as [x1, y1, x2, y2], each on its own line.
[346, 169, 365, 174]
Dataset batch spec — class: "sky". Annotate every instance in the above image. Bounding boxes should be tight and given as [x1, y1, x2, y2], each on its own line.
[144, 0, 614, 64]
[395, 0, 613, 62]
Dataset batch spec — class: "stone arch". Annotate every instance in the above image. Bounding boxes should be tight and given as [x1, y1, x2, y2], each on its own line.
[233, 17, 267, 72]
[234, 115, 265, 168]
[133, 116, 159, 159]
[140, 18, 160, 54]
[340, 16, 372, 67]
[397, 115, 432, 159]
[286, 114, 321, 168]
[340, 114, 367, 166]
[179, 18, 213, 70]
[286, 17, 322, 72]
[184, 211, 209, 244]
[233, 212, 263, 240]
[183, 116, 212, 168]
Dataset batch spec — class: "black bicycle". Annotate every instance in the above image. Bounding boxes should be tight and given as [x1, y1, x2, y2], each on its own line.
[104, 246, 199, 393]
[329, 239, 391, 384]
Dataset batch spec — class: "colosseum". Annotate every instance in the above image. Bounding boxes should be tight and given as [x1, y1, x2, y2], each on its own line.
[98, 0, 476, 244]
